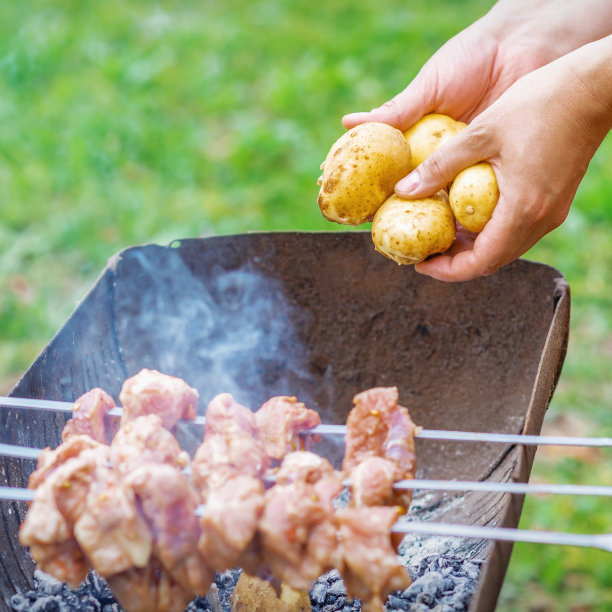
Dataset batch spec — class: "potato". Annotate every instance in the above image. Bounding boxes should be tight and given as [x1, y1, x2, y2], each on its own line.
[403, 113, 466, 167]
[371, 191, 455, 265]
[230, 573, 311, 612]
[317, 122, 412, 225]
[449, 162, 499, 233]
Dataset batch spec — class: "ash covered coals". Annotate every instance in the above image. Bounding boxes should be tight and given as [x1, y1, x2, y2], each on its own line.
[12, 555, 480, 612]
[10, 570, 118, 612]
[309, 555, 481, 612]
[188, 570, 240, 611]
[388, 555, 482, 611]
[309, 570, 361, 611]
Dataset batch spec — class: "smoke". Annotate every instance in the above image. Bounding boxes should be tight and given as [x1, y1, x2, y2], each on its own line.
[112, 246, 321, 412]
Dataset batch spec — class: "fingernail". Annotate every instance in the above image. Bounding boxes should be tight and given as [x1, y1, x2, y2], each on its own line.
[396, 172, 420, 194]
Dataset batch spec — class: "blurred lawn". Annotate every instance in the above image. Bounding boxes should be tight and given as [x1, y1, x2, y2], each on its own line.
[1, 1, 611, 610]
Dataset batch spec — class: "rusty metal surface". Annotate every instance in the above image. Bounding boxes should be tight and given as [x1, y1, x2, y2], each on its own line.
[0, 232, 569, 611]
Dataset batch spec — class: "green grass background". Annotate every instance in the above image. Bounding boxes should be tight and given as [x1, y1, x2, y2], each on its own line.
[1, 1, 611, 609]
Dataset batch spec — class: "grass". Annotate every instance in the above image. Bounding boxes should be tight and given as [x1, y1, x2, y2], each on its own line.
[1, 1, 611, 609]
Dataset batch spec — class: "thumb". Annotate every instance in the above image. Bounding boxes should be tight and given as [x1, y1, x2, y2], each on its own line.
[342, 75, 435, 131]
[395, 126, 493, 198]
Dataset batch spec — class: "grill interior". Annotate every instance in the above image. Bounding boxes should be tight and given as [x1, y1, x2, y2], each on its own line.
[0, 231, 570, 611]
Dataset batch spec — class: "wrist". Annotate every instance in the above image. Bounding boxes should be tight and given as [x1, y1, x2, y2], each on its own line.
[485, 0, 612, 58]
[564, 35, 612, 132]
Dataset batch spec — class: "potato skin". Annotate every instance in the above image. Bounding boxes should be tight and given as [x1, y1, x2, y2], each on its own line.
[371, 191, 455, 265]
[403, 114, 466, 167]
[449, 162, 499, 233]
[317, 122, 412, 226]
[231, 573, 311, 612]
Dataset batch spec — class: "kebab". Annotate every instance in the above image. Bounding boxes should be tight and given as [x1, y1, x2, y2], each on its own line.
[19, 369, 418, 612]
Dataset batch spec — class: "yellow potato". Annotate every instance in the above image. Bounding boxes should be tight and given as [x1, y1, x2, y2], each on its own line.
[371, 191, 455, 265]
[403, 114, 466, 167]
[230, 573, 312, 612]
[317, 122, 412, 226]
[449, 162, 499, 233]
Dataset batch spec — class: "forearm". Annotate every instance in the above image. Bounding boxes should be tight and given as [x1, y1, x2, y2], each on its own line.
[556, 35, 612, 140]
[485, 0, 612, 60]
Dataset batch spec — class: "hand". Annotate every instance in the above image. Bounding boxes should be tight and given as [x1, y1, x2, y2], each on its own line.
[342, 1, 612, 282]
[343, 0, 612, 132]
[400, 38, 612, 281]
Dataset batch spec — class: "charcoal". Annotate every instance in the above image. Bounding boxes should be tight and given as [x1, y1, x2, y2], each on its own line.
[386, 594, 404, 608]
[327, 580, 347, 596]
[14, 553, 482, 612]
[29, 597, 61, 612]
[9, 595, 31, 612]
[34, 573, 64, 597]
[326, 569, 342, 582]
[311, 581, 328, 605]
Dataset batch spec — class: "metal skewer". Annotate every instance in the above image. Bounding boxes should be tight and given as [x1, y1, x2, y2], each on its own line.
[3, 396, 612, 448]
[4, 485, 611, 552]
[4, 445, 612, 500]
[5, 396, 612, 499]
[6, 483, 609, 553]
[0, 443, 42, 460]
[0, 486, 36, 502]
[4, 395, 612, 555]
[392, 521, 612, 553]
[390, 478, 612, 497]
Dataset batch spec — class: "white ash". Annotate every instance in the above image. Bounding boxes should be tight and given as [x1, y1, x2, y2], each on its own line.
[10, 570, 119, 612]
[397, 490, 490, 566]
[388, 555, 482, 611]
[13, 552, 480, 612]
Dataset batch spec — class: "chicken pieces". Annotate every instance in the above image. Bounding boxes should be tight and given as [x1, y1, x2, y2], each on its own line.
[110, 414, 190, 475]
[20, 440, 110, 586]
[259, 451, 343, 590]
[119, 368, 199, 429]
[107, 560, 196, 612]
[21, 370, 210, 612]
[343, 386, 417, 509]
[28, 435, 106, 489]
[126, 464, 213, 595]
[336, 387, 416, 611]
[337, 506, 411, 612]
[22, 374, 419, 612]
[198, 474, 265, 572]
[348, 456, 397, 507]
[191, 393, 269, 497]
[193, 392, 328, 577]
[61, 388, 116, 444]
[193, 393, 268, 571]
[254, 396, 322, 460]
[74, 464, 153, 575]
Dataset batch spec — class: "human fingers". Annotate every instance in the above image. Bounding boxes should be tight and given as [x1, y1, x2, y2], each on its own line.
[413, 195, 546, 282]
[342, 74, 436, 131]
[414, 219, 510, 282]
[395, 123, 494, 199]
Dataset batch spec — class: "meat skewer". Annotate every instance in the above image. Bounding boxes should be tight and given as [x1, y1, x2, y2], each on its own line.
[3, 482, 612, 553]
[5, 476, 612, 502]
[11, 370, 612, 612]
[5, 439, 612, 498]
[4, 395, 612, 447]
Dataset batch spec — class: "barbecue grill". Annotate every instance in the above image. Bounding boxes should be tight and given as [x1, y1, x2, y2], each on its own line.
[0, 231, 570, 611]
